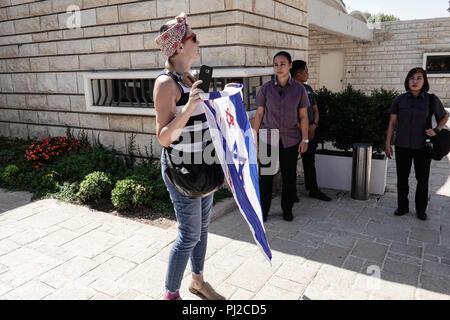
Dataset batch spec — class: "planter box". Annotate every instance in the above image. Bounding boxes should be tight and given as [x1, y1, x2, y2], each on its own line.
[315, 153, 388, 195]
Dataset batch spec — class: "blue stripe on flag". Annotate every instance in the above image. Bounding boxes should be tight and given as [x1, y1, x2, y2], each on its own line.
[229, 93, 261, 203]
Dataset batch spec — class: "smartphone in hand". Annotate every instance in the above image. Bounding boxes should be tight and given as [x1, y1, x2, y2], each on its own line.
[198, 65, 213, 93]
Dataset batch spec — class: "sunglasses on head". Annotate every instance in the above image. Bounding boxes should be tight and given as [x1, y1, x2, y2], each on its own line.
[181, 33, 197, 43]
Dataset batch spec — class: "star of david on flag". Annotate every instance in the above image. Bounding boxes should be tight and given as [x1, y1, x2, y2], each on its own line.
[199, 84, 272, 263]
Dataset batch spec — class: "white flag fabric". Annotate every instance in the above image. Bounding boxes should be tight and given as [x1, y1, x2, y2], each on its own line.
[199, 84, 272, 262]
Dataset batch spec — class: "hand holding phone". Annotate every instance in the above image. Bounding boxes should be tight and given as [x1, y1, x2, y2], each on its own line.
[198, 65, 213, 93]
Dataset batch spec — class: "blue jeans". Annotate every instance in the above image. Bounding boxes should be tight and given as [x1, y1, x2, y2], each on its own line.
[161, 150, 214, 293]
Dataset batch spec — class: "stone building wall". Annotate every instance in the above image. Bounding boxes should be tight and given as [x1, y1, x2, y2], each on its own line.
[0, 0, 308, 156]
[308, 17, 450, 107]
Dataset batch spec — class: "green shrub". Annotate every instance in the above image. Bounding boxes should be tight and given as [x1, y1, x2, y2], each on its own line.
[49, 181, 80, 202]
[76, 171, 113, 202]
[111, 178, 150, 212]
[47, 147, 126, 183]
[0, 149, 16, 166]
[315, 85, 398, 154]
[1, 165, 19, 186]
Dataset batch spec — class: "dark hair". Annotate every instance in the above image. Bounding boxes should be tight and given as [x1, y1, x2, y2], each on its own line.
[290, 60, 307, 77]
[404, 67, 429, 92]
[273, 51, 292, 64]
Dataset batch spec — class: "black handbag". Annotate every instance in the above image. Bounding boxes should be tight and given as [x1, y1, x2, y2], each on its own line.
[426, 94, 450, 161]
[163, 148, 224, 198]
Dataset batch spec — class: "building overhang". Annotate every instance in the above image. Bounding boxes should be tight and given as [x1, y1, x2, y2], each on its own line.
[308, 0, 374, 42]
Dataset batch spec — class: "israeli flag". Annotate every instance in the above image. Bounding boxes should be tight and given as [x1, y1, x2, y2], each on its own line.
[199, 84, 272, 263]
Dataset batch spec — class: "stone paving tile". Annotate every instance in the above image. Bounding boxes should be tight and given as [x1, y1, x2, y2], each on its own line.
[382, 258, 421, 280]
[341, 255, 365, 273]
[229, 288, 255, 300]
[227, 259, 278, 293]
[38, 256, 100, 289]
[424, 244, 450, 260]
[309, 243, 350, 268]
[253, 283, 301, 300]
[1, 279, 55, 300]
[61, 229, 125, 259]
[419, 273, 450, 295]
[363, 221, 409, 243]
[43, 281, 98, 300]
[350, 239, 389, 263]
[422, 260, 450, 278]
[389, 241, 423, 259]
[275, 260, 321, 287]
[409, 226, 441, 244]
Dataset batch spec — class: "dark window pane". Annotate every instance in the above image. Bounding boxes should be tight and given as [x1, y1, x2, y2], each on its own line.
[426, 55, 450, 74]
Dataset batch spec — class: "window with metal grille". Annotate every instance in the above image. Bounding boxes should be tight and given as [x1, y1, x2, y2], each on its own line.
[91, 79, 154, 108]
[84, 69, 273, 115]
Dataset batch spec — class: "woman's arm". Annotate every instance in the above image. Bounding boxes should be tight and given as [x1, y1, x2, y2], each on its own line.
[385, 114, 398, 159]
[252, 106, 265, 148]
[425, 113, 449, 137]
[298, 107, 309, 153]
[154, 77, 204, 147]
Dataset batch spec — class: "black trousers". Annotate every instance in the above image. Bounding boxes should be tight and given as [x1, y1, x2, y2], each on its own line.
[301, 139, 319, 192]
[395, 146, 432, 214]
[259, 140, 299, 218]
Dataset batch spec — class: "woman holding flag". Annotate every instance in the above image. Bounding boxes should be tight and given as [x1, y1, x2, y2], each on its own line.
[153, 12, 225, 300]
[252, 51, 310, 222]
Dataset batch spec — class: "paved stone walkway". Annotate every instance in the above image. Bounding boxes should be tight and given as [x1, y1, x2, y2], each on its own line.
[0, 155, 449, 300]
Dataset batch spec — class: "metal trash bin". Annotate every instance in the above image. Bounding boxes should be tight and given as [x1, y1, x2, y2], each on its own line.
[351, 143, 372, 200]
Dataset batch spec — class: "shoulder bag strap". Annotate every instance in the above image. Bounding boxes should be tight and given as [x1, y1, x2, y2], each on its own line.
[427, 93, 435, 130]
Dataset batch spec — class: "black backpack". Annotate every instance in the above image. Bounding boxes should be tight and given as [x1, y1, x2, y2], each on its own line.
[427, 94, 450, 161]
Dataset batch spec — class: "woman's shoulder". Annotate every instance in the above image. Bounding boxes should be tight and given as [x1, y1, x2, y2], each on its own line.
[393, 92, 408, 103]
[155, 71, 178, 89]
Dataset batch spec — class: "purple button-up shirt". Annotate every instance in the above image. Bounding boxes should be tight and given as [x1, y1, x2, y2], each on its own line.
[255, 77, 309, 147]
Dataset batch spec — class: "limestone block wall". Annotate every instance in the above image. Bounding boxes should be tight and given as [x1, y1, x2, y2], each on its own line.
[308, 17, 450, 107]
[0, 0, 308, 157]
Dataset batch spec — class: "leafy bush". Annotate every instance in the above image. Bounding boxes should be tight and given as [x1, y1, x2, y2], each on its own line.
[47, 147, 126, 183]
[49, 181, 80, 202]
[111, 178, 149, 212]
[1, 165, 19, 186]
[76, 171, 113, 203]
[315, 85, 398, 154]
[0, 149, 16, 166]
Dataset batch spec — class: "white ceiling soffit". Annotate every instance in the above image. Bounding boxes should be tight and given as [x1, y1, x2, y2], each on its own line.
[309, 0, 373, 42]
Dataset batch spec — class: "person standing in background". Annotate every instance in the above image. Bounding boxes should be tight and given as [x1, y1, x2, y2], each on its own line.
[291, 60, 332, 202]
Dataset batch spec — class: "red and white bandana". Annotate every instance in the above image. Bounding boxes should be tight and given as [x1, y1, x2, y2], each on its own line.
[155, 12, 187, 57]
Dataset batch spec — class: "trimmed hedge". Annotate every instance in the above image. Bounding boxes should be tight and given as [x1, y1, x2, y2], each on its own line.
[315, 85, 398, 154]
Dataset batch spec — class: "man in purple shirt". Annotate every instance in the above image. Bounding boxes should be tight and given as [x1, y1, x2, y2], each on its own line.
[252, 51, 310, 222]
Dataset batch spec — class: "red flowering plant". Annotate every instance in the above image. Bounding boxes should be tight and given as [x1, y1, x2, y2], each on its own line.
[25, 136, 91, 169]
